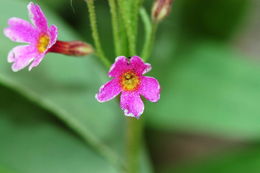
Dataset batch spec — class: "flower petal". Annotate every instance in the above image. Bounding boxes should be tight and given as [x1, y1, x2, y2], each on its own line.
[120, 92, 144, 118]
[28, 2, 48, 32]
[96, 79, 122, 102]
[8, 45, 39, 72]
[130, 56, 151, 75]
[28, 26, 57, 71]
[108, 56, 130, 77]
[28, 54, 45, 71]
[48, 24, 58, 47]
[139, 76, 160, 102]
[4, 17, 38, 43]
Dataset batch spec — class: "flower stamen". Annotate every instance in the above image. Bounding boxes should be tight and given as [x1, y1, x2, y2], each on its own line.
[120, 71, 140, 91]
[37, 34, 50, 53]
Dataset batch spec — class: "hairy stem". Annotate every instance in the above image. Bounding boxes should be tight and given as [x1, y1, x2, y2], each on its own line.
[122, 4, 150, 173]
[126, 118, 144, 173]
[131, 0, 143, 54]
[85, 0, 111, 68]
[117, 0, 136, 56]
[108, 0, 122, 56]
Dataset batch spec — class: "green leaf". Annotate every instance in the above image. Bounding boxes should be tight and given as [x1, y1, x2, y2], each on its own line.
[162, 145, 260, 173]
[0, 85, 117, 173]
[0, 0, 124, 168]
[0, 166, 17, 173]
[147, 41, 260, 139]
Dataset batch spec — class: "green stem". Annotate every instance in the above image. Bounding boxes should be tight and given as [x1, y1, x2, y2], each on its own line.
[119, 15, 129, 56]
[117, 0, 136, 55]
[131, 0, 143, 54]
[108, 0, 122, 56]
[141, 8, 158, 61]
[123, 6, 150, 173]
[85, 0, 111, 68]
[126, 118, 144, 173]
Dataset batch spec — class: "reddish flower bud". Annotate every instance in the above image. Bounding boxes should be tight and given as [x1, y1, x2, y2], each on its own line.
[48, 40, 94, 56]
[152, 0, 173, 23]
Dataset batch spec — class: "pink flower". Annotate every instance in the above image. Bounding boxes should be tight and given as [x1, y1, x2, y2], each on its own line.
[4, 2, 58, 71]
[96, 56, 160, 118]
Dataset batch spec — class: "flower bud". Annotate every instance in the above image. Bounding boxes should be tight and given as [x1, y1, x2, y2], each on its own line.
[152, 0, 173, 23]
[48, 40, 94, 56]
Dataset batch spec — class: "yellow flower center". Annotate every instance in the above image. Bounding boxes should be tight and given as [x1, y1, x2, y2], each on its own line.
[37, 34, 50, 53]
[120, 71, 140, 91]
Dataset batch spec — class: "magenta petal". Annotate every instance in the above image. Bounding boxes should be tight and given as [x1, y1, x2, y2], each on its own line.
[48, 25, 58, 47]
[4, 17, 38, 43]
[96, 79, 122, 102]
[130, 56, 151, 75]
[28, 54, 45, 71]
[120, 92, 144, 118]
[108, 56, 130, 77]
[139, 76, 160, 102]
[28, 2, 48, 32]
[8, 45, 39, 72]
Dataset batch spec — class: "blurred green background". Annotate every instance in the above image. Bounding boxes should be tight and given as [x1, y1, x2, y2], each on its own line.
[0, 0, 260, 172]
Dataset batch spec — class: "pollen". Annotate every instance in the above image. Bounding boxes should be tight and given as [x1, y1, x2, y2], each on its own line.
[37, 34, 50, 53]
[120, 71, 140, 91]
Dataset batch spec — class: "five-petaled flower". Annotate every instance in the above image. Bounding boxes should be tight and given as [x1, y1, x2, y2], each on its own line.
[96, 56, 160, 118]
[4, 2, 58, 71]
